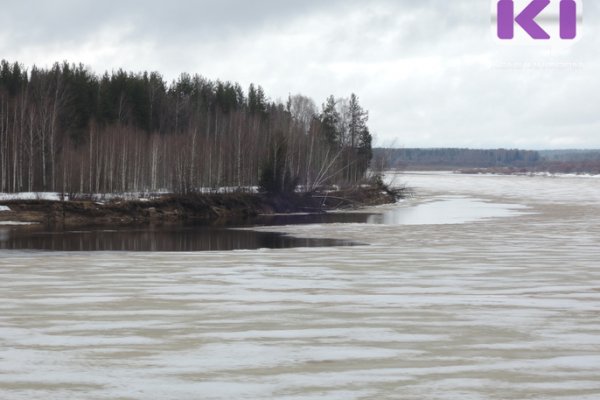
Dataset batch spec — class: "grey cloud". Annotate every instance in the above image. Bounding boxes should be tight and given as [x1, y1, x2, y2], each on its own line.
[1, 0, 599, 149]
[2, 0, 351, 45]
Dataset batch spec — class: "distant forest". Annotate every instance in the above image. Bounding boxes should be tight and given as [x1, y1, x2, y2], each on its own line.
[0, 60, 372, 194]
[374, 148, 600, 174]
[374, 148, 541, 170]
[538, 150, 600, 162]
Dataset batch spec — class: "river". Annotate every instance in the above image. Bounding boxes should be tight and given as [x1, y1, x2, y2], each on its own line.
[1, 172, 599, 399]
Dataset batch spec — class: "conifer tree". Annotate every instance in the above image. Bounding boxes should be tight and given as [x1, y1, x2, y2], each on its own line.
[320, 95, 341, 149]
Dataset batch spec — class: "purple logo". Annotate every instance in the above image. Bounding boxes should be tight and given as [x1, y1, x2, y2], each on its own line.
[496, 0, 580, 41]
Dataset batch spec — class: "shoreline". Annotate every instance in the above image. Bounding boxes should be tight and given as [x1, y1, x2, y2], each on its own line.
[390, 166, 600, 176]
[0, 187, 401, 228]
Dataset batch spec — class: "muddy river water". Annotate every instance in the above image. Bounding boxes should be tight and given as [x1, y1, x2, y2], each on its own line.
[1, 172, 599, 399]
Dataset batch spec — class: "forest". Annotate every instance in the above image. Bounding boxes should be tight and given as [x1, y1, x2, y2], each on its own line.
[374, 148, 541, 170]
[0, 60, 373, 195]
[373, 148, 600, 174]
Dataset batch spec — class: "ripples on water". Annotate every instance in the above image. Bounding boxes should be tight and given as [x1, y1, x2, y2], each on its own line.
[1, 173, 599, 400]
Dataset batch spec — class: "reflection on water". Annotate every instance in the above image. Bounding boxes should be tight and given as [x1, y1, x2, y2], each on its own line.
[368, 197, 528, 225]
[0, 224, 356, 252]
[0, 196, 528, 251]
[0, 210, 371, 252]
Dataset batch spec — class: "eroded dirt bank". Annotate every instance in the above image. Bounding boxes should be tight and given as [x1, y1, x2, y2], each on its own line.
[0, 188, 398, 227]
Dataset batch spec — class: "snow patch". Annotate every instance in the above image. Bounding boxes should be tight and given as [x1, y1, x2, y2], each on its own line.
[0, 205, 10, 212]
[0, 192, 63, 201]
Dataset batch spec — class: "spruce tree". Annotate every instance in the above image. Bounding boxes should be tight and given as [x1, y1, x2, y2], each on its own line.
[320, 95, 340, 149]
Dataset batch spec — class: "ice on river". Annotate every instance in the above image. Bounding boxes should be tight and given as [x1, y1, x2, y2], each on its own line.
[1, 172, 600, 399]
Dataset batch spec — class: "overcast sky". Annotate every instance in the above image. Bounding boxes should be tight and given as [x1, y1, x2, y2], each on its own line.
[1, 0, 598, 149]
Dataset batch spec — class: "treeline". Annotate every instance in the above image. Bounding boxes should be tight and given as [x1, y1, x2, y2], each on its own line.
[374, 148, 541, 170]
[0, 60, 372, 194]
[535, 150, 600, 174]
[539, 150, 600, 162]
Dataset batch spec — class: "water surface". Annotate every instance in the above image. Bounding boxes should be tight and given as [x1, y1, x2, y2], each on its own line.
[0, 224, 355, 252]
[1, 172, 599, 400]
[0, 195, 527, 251]
[367, 196, 528, 225]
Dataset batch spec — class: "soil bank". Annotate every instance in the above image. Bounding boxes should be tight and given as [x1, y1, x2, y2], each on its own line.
[0, 187, 399, 227]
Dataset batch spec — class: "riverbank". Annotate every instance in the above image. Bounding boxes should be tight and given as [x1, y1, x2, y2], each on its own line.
[457, 167, 600, 177]
[0, 186, 402, 227]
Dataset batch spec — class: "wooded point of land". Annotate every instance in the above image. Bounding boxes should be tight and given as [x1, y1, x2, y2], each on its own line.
[0, 60, 373, 195]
